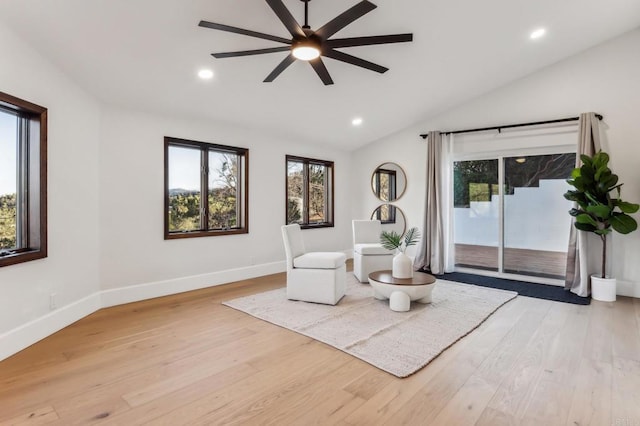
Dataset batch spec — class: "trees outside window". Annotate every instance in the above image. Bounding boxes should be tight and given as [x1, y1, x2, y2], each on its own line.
[0, 91, 47, 268]
[286, 155, 334, 229]
[165, 137, 248, 239]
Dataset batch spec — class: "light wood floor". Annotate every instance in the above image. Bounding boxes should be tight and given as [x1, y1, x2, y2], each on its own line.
[1, 264, 639, 425]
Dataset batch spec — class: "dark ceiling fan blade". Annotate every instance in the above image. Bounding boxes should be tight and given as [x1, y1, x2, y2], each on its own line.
[323, 49, 388, 73]
[265, 0, 305, 38]
[199, 20, 291, 45]
[212, 46, 291, 59]
[326, 33, 413, 48]
[309, 58, 334, 85]
[264, 54, 296, 82]
[315, 1, 377, 39]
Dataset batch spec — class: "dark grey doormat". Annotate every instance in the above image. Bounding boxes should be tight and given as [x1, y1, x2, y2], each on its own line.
[432, 272, 591, 305]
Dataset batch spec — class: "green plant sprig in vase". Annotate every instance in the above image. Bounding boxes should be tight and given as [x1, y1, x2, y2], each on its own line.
[380, 227, 421, 279]
[380, 227, 421, 253]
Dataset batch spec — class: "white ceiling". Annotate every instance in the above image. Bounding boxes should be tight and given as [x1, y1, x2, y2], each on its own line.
[1, 0, 639, 150]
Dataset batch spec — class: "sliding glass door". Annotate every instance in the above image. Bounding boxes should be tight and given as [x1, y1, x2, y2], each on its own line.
[453, 152, 575, 283]
[453, 159, 499, 271]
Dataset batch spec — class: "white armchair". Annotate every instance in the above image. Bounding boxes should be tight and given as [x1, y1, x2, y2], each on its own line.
[281, 224, 346, 305]
[352, 220, 394, 283]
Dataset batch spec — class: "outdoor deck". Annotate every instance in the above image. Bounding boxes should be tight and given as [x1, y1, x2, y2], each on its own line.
[455, 244, 567, 279]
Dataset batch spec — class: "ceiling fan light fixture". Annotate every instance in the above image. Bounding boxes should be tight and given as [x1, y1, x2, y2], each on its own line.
[292, 41, 320, 61]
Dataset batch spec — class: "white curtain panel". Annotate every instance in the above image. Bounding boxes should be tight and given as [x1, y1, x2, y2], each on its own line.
[565, 112, 602, 297]
[442, 134, 455, 273]
[414, 131, 453, 275]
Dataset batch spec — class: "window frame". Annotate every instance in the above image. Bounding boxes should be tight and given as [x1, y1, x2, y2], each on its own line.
[285, 155, 334, 229]
[164, 137, 249, 239]
[0, 91, 47, 268]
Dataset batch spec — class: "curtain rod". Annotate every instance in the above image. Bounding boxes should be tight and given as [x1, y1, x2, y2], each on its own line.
[419, 114, 604, 139]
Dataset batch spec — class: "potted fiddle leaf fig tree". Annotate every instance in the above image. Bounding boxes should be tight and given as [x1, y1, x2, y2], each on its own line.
[564, 151, 639, 301]
[380, 227, 420, 279]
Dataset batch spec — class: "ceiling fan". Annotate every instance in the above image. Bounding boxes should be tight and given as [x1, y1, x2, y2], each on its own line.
[199, 0, 413, 85]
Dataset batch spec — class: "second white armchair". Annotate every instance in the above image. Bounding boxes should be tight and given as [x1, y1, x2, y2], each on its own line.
[352, 220, 394, 283]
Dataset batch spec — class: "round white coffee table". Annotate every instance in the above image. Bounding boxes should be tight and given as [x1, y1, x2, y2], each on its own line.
[368, 270, 437, 312]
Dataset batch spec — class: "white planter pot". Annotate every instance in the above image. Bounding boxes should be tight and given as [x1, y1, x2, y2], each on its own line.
[392, 252, 413, 279]
[591, 275, 616, 302]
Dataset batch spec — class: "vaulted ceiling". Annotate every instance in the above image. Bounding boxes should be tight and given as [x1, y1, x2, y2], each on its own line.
[1, 0, 639, 150]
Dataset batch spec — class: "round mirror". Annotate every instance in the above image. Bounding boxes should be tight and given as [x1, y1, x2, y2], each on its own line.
[371, 162, 407, 202]
[371, 204, 406, 235]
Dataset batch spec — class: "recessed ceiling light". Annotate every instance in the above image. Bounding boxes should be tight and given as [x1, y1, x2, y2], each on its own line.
[352, 117, 363, 126]
[198, 69, 214, 80]
[530, 28, 546, 40]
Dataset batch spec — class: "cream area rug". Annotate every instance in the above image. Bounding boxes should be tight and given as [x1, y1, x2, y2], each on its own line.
[223, 276, 517, 378]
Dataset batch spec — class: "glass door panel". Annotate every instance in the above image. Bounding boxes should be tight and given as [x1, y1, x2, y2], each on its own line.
[453, 159, 499, 271]
[503, 154, 575, 279]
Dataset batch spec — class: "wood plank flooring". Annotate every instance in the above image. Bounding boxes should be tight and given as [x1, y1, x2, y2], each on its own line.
[1, 264, 639, 425]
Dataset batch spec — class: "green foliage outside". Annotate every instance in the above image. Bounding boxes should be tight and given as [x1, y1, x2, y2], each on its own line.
[287, 164, 303, 224]
[287, 162, 330, 224]
[287, 198, 301, 224]
[168, 192, 201, 231]
[168, 154, 239, 232]
[0, 193, 17, 250]
[454, 160, 498, 207]
[308, 164, 327, 223]
[454, 154, 575, 207]
[209, 155, 238, 230]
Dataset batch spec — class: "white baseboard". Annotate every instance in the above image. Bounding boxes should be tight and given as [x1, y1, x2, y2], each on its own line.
[100, 261, 286, 308]
[0, 261, 286, 362]
[616, 279, 640, 298]
[1, 252, 357, 362]
[3, 258, 633, 362]
[0, 293, 101, 362]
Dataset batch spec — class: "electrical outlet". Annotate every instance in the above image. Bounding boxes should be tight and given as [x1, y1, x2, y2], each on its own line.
[50, 293, 57, 310]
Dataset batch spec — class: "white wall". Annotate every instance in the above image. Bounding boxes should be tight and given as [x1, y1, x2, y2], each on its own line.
[352, 28, 640, 296]
[0, 20, 353, 360]
[98, 107, 353, 303]
[0, 23, 101, 348]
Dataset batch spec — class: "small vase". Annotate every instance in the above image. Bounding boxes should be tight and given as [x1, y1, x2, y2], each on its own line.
[392, 252, 413, 279]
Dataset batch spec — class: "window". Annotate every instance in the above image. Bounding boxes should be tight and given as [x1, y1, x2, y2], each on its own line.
[0, 91, 47, 267]
[164, 137, 248, 239]
[286, 155, 334, 228]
